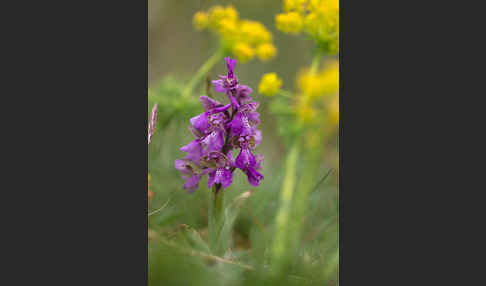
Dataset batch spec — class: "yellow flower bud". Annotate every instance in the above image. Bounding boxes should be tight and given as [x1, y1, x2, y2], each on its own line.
[232, 42, 255, 63]
[275, 12, 303, 34]
[193, 11, 209, 30]
[256, 43, 277, 61]
[258, 73, 282, 96]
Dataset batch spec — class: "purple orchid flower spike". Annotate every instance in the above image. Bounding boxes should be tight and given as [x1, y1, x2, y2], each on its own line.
[175, 57, 263, 193]
[148, 104, 158, 145]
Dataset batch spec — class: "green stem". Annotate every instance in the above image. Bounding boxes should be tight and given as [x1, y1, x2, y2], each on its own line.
[208, 184, 225, 255]
[271, 142, 300, 272]
[278, 89, 294, 99]
[182, 49, 224, 98]
[310, 50, 322, 74]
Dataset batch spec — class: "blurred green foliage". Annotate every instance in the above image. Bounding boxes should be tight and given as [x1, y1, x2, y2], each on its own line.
[148, 1, 338, 285]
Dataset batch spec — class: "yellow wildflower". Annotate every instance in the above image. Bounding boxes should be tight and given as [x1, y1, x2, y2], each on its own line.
[240, 20, 272, 45]
[232, 42, 255, 63]
[283, 0, 308, 13]
[308, 0, 338, 11]
[224, 5, 238, 21]
[208, 5, 238, 30]
[319, 61, 339, 95]
[297, 62, 338, 98]
[297, 71, 323, 98]
[256, 43, 277, 61]
[296, 95, 316, 123]
[193, 11, 209, 30]
[194, 5, 277, 63]
[258, 73, 282, 96]
[217, 18, 238, 41]
[304, 6, 339, 54]
[275, 12, 303, 34]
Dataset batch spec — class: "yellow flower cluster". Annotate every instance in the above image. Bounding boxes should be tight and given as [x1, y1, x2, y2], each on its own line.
[275, 0, 339, 54]
[297, 61, 338, 98]
[193, 5, 277, 63]
[296, 61, 339, 124]
[258, 73, 283, 96]
[275, 12, 303, 34]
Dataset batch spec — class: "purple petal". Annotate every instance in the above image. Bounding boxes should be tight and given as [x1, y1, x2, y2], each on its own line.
[254, 129, 262, 147]
[190, 112, 210, 133]
[230, 113, 253, 137]
[212, 79, 225, 93]
[175, 159, 187, 172]
[235, 148, 256, 170]
[202, 129, 224, 152]
[229, 95, 240, 110]
[183, 174, 201, 193]
[200, 96, 222, 111]
[208, 167, 233, 189]
[246, 167, 264, 186]
[207, 169, 216, 188]
[248, 111, 260, 125]
[189, 125, 203, 138]
[225, 57, 237, 78]
[180, 140, 203, 161]
[211, 103, 232, 114]
[226, 150, 235, 167]
[254, 154, 264, 170]
[237, 85, 253, 103]
[220, 168, 233, 188]
[243, 102, 259, 112]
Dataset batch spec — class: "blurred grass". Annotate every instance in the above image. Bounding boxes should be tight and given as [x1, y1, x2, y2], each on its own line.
[148, 1, 338, 285]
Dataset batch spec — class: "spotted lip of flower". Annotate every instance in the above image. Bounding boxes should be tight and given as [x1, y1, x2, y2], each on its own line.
[230, 102, 260, 137]
[208, 166, 233, 188]
[201, 129, 225, 152]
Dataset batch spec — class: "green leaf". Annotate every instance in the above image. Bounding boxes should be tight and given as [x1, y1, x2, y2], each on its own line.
[215, 191, 253, 256]
[180, 226, 211, 253]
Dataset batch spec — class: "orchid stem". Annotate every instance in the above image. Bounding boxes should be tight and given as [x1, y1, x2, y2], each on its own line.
[209, 184, 225, 255]
[310, 50, 322, 74]
[182, 48, 224, 98]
